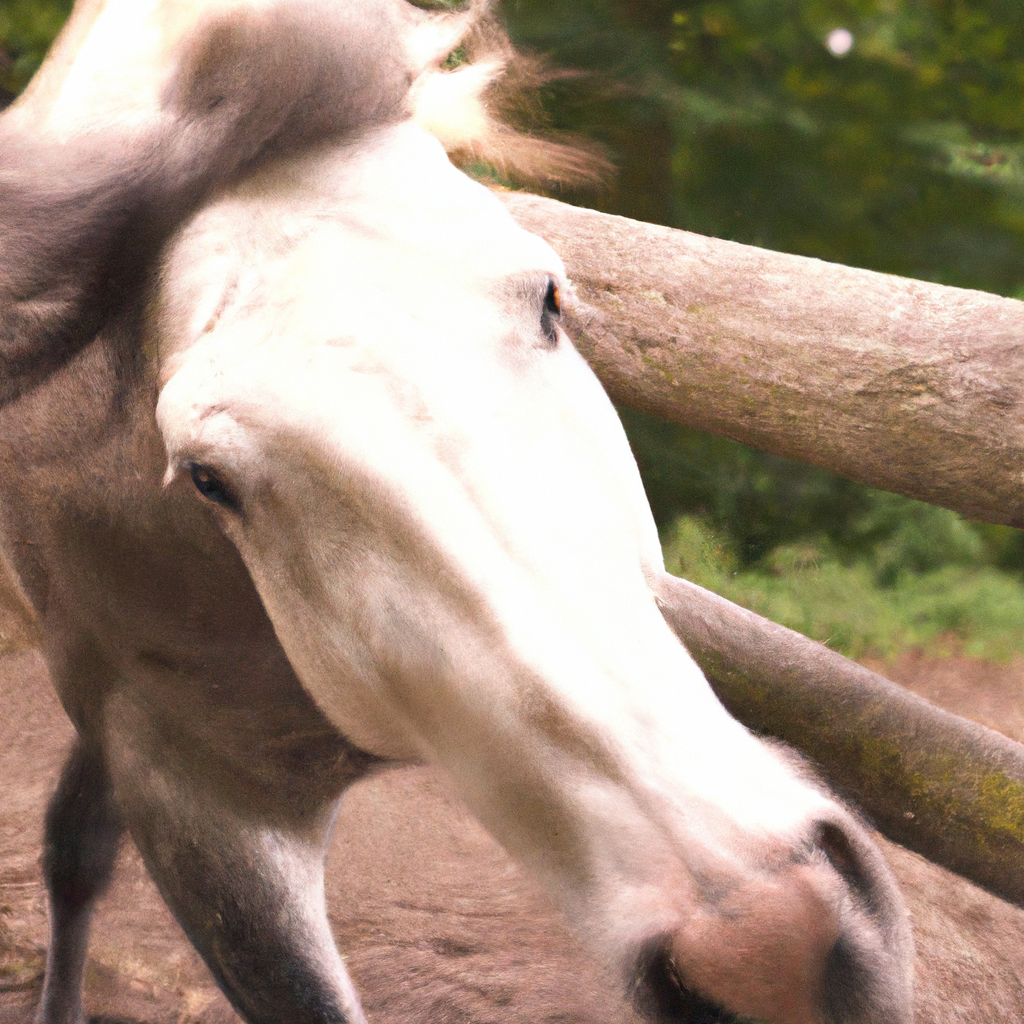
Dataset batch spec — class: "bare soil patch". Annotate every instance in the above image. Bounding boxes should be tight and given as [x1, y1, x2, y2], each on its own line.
[862, 650, 1024, 744]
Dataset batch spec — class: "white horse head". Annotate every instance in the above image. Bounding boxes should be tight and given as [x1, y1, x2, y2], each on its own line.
[16, 1, 914, 1020]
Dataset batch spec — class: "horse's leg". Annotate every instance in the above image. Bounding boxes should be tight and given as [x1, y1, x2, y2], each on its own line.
[35, 739, 124, 1024]
[111, 741, 367, 1024]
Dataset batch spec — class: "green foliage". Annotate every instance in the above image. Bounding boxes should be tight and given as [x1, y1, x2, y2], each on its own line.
[507, 2, 1024, 655]
[622, 405, 996, 580]
[0, 0, 71, 100]
[637, 405, 1024, 657]
[620, 406, 872, 564]
[663, 0, 1024, 292]
[508, 0, 1024, 291]
[663, 514, 1024, 660]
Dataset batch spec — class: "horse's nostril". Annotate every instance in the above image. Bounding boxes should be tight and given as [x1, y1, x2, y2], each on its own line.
[817, 820, 861, 886]
[812, 817, 914, 1024]
[814, 816, 893, 928]
[632, 941, 742, 1024]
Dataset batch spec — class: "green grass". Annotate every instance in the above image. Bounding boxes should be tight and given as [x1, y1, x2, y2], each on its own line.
[662, 514, 1024, 662]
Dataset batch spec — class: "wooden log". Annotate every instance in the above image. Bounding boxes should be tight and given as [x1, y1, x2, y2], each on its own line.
[654, 571, 1024, 908]
[502, 192, 1024, 527]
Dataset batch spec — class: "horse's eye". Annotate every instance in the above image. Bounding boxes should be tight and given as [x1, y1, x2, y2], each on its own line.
[544, 278, 561, 317]
[189, 462, 239, 511]
[541, 277, 561, 345]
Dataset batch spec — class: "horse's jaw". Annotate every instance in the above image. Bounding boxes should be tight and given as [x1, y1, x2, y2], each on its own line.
[154, 120, 913, 1024]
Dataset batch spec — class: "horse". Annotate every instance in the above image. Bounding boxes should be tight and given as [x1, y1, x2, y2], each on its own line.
[0, 1, 914, 1022]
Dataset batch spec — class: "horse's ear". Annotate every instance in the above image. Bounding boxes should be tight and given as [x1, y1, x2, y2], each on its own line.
[0, 0, 413, 406]
[10, 0, 410, 140]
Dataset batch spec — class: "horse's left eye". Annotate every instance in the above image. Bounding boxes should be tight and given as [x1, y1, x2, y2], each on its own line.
[189, 462, 240, 512]
[541, 278, 561, 345]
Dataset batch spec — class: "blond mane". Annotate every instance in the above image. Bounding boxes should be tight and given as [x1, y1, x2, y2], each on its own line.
[406, 0, 609, 188]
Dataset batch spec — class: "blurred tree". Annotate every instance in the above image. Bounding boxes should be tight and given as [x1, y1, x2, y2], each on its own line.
[508, 0, 1024, 292]
[0, 0, 71, 103]
[506, 0, 1024, 573]
[663, 0, 1024, 293]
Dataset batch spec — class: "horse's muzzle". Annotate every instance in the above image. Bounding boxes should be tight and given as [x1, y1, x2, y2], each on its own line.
[630, 818, 913, 1024]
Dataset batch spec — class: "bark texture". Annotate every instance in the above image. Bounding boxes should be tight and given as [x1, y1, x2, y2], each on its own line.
[503, 192, 1024, 526]
[655, 572, 1024, 909]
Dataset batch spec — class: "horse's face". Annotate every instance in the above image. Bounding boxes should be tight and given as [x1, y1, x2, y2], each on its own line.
[154, 121, 912, 1023]
[156, 122, 669, 758]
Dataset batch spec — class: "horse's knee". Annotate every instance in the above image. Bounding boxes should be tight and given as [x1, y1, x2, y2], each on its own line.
[36, 739, 124, 1024]
[41, 740, 123, 907]
[158, 827, 363, 1023]
[117, 765, 364, 1024]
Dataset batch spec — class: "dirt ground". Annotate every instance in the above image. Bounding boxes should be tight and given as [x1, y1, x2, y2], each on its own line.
[3, 609, 1024, 1022]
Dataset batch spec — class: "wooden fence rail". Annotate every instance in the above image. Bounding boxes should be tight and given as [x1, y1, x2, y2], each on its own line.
[656, 573, 1024, 909]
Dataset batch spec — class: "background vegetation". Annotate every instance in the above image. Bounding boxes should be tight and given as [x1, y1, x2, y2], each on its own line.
[0, 0, 68, 100]
[504, 0, 1024, 660]
[5, 0, 1024, 659]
